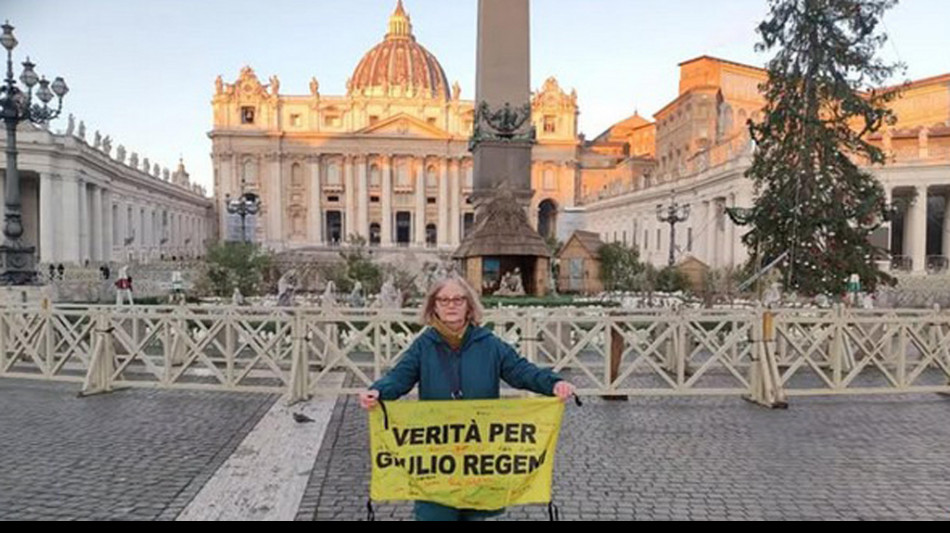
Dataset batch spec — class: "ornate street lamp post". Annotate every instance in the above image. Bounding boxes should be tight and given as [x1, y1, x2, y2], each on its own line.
[225, 176, 260, 243]
[0, 21, 68, 285]
[656, 191, 690, 268]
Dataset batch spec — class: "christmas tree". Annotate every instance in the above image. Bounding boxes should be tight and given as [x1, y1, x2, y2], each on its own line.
[741, 0, 905, 296]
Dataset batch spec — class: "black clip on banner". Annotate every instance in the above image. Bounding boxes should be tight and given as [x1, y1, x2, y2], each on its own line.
[378, 399, 390, 430]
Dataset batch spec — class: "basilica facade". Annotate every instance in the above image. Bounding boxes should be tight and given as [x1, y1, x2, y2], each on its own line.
[211, 1, 581, 255]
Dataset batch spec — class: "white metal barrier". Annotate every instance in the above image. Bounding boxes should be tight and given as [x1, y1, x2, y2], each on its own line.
[1, 304, 948, 405]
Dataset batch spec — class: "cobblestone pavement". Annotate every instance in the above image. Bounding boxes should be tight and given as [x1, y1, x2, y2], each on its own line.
[2, 377, 949, 521]
[0, 379, 275, 521]
[302, 393, 950, 521]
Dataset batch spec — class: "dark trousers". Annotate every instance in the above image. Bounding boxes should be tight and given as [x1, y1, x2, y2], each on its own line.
[414, 501, 503, 521]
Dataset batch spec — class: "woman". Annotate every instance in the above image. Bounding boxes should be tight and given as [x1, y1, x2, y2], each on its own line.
[359, 275, 575, 522]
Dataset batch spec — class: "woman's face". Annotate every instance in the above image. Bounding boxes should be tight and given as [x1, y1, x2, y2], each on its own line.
[434, 282, 469, 325]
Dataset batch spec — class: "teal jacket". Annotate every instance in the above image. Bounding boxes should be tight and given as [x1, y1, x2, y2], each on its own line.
[370, 325, 563, 401]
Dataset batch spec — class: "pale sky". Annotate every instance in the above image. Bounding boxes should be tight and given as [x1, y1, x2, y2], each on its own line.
[6, 0, 949, 192]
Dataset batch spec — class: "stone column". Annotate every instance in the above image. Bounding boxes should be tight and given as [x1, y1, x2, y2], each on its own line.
[381, 154, 393, 246]
[269, 154, 283, 247]
[309, 155, 323, 245]
[415, 158, 427, 246]
[78, 179, 89, 264]
[213, 155, 227, 241]
[907, 185, 928, 274]
[91, 186, 103, 262]
[165, 209, 171, 254]
[344, 156, 356, 242]
[142, 206, 151, 260]
[357, 156, 369, 240]
[191, 216, 197, 252]
[61, 176, 82, 265]
[449, 158, 461, 245]
[155, 208, 162, 256]
[219, 155, 233, 242]
[103, 191, 113, 262]
[137, 205, 145, 253]
[39, 174, 56, 264]
[115, 199, 127, 257]
[438, 160, 449, 247]
[693, 201, 707, 265]
[135, 205, 143, 256]
[149, 206, 156, 257]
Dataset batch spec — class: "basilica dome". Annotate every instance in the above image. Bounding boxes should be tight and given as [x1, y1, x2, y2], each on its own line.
[349, 1, 450, 100]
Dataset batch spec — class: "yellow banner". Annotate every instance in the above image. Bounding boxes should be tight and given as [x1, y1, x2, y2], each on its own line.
[369, 397, 565, 511]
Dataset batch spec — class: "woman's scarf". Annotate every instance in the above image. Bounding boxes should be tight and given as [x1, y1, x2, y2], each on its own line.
[430, 317, 469, 351]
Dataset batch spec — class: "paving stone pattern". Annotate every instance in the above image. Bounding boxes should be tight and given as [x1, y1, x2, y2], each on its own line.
[0, 379, 275, 521]
[303, 393, 950, 521]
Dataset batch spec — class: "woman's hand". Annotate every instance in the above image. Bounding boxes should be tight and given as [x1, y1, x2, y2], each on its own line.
[359, 389, 380, 410]
[553, 381, 576, 403]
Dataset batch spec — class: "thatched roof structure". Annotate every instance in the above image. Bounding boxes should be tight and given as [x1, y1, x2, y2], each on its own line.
[453, 193, 551, 259]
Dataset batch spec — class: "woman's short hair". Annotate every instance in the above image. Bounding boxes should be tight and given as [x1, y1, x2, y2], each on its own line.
[420, 275, 484, 326]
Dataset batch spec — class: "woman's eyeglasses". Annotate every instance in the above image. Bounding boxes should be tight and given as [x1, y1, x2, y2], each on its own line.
[435, 296, 467, 307]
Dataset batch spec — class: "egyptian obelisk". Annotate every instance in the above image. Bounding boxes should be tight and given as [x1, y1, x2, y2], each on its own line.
[456, 0, 552, 297]
[472, 0, 533, 208]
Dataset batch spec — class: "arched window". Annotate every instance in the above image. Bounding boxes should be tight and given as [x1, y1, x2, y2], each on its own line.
[718, 102, 734, 140]
[369, 223, 381, 246]
[291, 163, 303, 188]
[538, 200, 558, 239]
[426, 165, 438, 189]
[426, 224, 437, 247]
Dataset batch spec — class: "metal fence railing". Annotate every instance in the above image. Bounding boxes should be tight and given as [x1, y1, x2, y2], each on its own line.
[1, 304, 948, 406]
